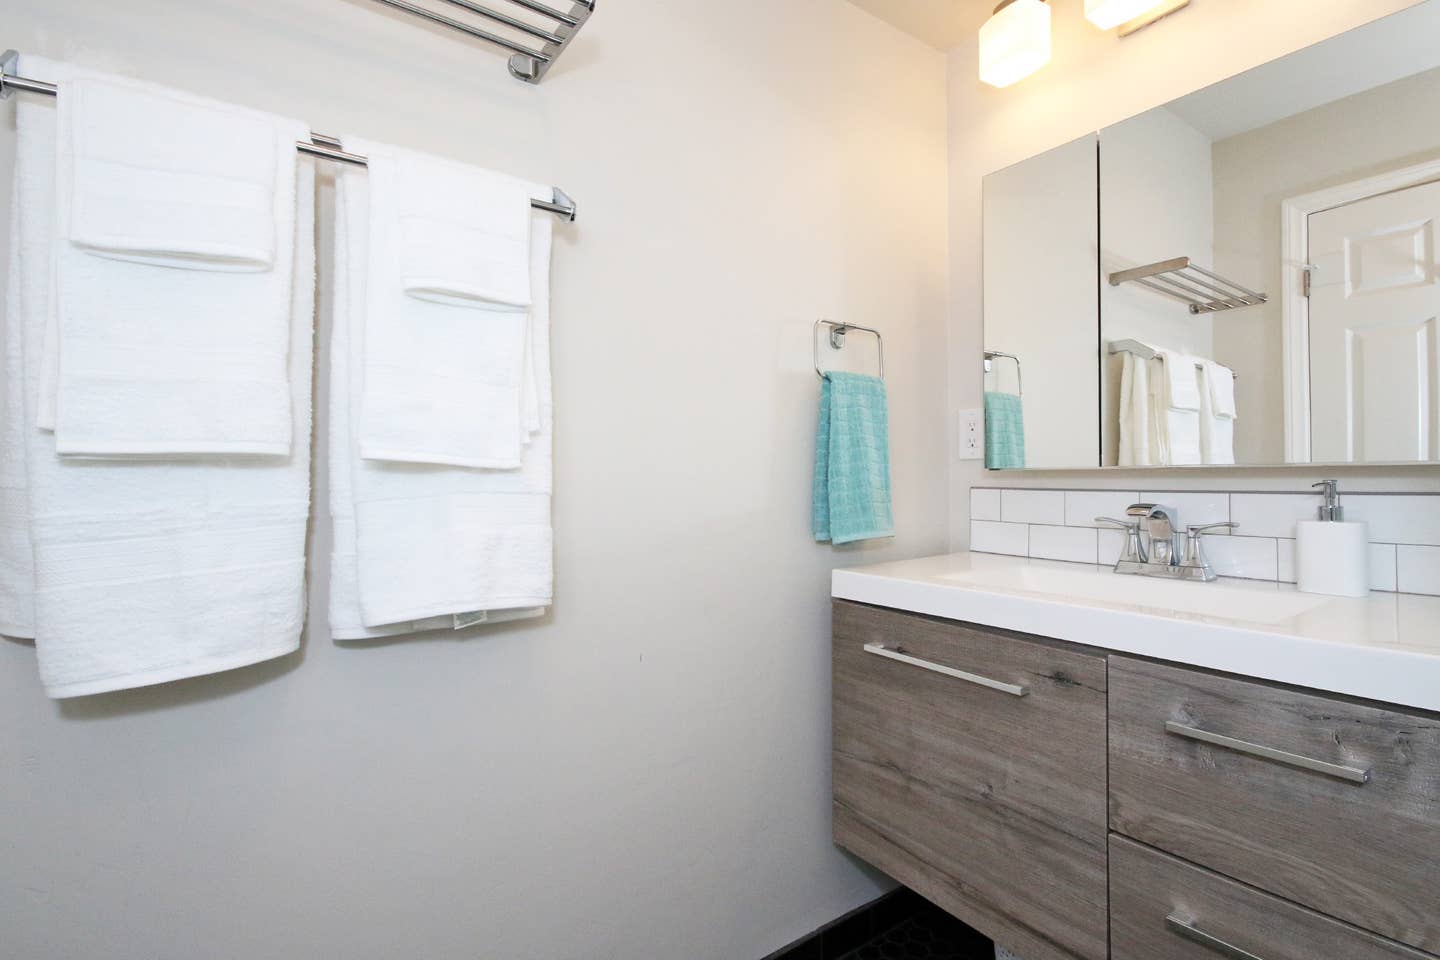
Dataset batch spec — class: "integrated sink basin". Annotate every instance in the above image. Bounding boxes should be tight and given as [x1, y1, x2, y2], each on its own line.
[940, 563, 1331, 625]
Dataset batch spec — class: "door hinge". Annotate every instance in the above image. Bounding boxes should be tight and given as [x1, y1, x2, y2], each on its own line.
[1302, 265, 1313, 298]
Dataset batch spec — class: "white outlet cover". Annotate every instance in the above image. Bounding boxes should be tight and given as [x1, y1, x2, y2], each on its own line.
[958, 408, 983, 460]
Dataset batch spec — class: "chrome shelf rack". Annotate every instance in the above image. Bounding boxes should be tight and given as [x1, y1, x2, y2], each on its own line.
[1108, 257, 1267, 315]
[364, 0, 594, 83]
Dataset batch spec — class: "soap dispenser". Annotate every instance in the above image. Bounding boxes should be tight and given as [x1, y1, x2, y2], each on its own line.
[1295, 480, 1369, 597]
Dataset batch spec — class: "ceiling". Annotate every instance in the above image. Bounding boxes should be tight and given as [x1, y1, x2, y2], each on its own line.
[845, 0, 980, 52]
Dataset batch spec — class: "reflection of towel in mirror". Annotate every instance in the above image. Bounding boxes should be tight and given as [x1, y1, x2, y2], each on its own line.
[1118, 352, 1150, 467]
[983, 391, 1025, 469]
[1200, 360, 1236, 464]
[1154, 351, 1202, 465]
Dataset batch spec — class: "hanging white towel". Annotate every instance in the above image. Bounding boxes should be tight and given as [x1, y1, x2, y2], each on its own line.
[1117, 350, 1151, 467]
[329, 157, 550, 637]
[1200, 360, 1236, 465]
[0, 141, 34, 639]
[8, 59, 315, 698]
[40, 70, 307, 457]
[1155, 350, 1202, 465]
[356, 142, 537, 469]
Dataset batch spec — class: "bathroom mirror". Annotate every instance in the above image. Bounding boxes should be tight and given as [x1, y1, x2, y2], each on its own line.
[984, 1, 1440, 469]
[982, 134, 1098, 470]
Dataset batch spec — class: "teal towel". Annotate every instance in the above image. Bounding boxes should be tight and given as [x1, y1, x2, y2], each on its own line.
[984, 391, 1026, 469]
[813, 372, 894, 545]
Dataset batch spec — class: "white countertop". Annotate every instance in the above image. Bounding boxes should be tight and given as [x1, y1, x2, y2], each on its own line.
[832, 552, 1440, 713]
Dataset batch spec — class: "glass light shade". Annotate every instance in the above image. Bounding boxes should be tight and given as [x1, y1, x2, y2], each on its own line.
[1084, 0, 1166, 30]
[979, 0, 1052, 89]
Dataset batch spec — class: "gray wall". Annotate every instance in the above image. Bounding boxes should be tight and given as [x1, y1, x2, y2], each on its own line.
[0, 2, 951, 957]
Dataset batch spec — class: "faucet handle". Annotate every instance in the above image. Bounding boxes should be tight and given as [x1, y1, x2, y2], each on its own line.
[1095, 516, 1139, 529]
[1187, 521, 1237, 537]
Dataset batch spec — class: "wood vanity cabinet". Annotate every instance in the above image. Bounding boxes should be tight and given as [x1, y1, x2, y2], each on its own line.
[831, 601, 1110, 960]
[831, 602, 1440, 960]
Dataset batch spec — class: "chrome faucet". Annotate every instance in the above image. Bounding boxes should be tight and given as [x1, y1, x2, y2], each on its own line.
[1096, 503, 1236, 582]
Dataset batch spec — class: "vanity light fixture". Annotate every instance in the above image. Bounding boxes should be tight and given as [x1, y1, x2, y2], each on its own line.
[1087, 0, 1191, 36]
[979, 0, 1051, 88]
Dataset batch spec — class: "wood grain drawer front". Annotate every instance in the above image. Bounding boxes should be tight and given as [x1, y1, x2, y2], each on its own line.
[832, 602, 1109, 960]
[1109, 657, 1440, 954]
[1110, 835, 1432, 960]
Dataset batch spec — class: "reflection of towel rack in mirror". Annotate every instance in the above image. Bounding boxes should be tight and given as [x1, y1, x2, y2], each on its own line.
[1107, 257, 1266, 314]
[1108, 339, 1237, 379]
[814, 319, 884, 380]
[983, 351, 1022, 396]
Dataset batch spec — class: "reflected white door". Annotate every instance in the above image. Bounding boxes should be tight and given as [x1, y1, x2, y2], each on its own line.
[1308, 180, 1440, 463]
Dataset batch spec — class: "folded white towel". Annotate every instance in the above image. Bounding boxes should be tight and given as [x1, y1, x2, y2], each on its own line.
[1205, 359, 1237, 419]
[1200, 361, 1236, 465]
[329, 161, 550, 637]
[1156, 350, 1202, 411]
[9, 59, 314, 698]
[40, 70, 307, 457]
[1117, 351, 1151, 467]
[357, 142, 538, 469]
[1149, 351, 1199, 465]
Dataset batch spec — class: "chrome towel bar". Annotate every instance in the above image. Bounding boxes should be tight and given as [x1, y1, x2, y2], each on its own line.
[0, 51, 578, 221]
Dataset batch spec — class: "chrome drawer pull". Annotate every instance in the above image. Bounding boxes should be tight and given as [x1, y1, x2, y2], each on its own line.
[1166, 915, 1268, 960]
[863, 643, 1029, 697]
[1165, 722, 1370, 785]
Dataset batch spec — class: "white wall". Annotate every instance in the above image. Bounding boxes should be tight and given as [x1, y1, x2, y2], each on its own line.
[948, 0, 1440, 547]
[0, 3, 950, 958]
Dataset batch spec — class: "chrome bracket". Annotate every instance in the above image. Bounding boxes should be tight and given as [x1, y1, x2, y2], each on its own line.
[508, 0, 595, 83]
[0, 50, 18, 100]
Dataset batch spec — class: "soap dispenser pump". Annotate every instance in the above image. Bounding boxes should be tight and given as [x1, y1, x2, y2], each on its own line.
[1295, 479, 1369, 597]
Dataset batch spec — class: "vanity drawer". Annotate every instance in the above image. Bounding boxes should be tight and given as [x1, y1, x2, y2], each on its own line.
[832, 601, 1108, 960]
[1110, 835, 1431, 960]
[1109, 657, 1440, 954]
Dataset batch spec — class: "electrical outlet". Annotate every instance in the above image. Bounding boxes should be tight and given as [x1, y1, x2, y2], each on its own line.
[958, 408, 983, 460]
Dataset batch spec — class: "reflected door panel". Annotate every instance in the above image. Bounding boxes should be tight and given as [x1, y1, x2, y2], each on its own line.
[1309, 180, 1440, 463]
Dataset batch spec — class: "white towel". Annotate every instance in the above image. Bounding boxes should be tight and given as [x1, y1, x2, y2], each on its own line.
[1205, 359, 1236, 419]
[8, 59, 315, 698]
[1154, 351, 1202, 465]
[356, 143, 537, 469]
[329, 159, 550, 637]
[1117, 351, 1151, 467]
[41, 71, 307, 457]
[1200, 360, 1236, 465]
[0, 136, 35, 639]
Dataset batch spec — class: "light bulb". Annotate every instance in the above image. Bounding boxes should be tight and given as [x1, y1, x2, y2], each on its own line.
[1084, 0, 1167, 30]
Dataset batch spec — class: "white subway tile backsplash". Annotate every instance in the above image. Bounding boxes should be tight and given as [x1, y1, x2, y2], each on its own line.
[971, 520, 1029, 557]
[1000, 489, 1065, 525]
[1065, 490, 1139, 528]
[1204, 536, 1279, 581]
[1140, 491, 1230, 531]
[1398, 545, 1440, 595]
[1370, 543, 1399, 592]
[1029, 525, 1098, 564]
[966, 486, 1440, 596]
[1230, 493, 1320, 540]
[1346, 495, 1440, 546]
[971, 488, 1002, 522]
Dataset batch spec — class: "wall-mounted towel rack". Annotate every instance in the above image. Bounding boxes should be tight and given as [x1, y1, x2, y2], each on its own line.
[363, 0, 594, 83]
[983, 350, 1022, 397]
[1108, 257, 1266, 314]
[1108, 338, 1237, 379]
[814, 319, 884, 381]
[0, 51, 578, 221]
